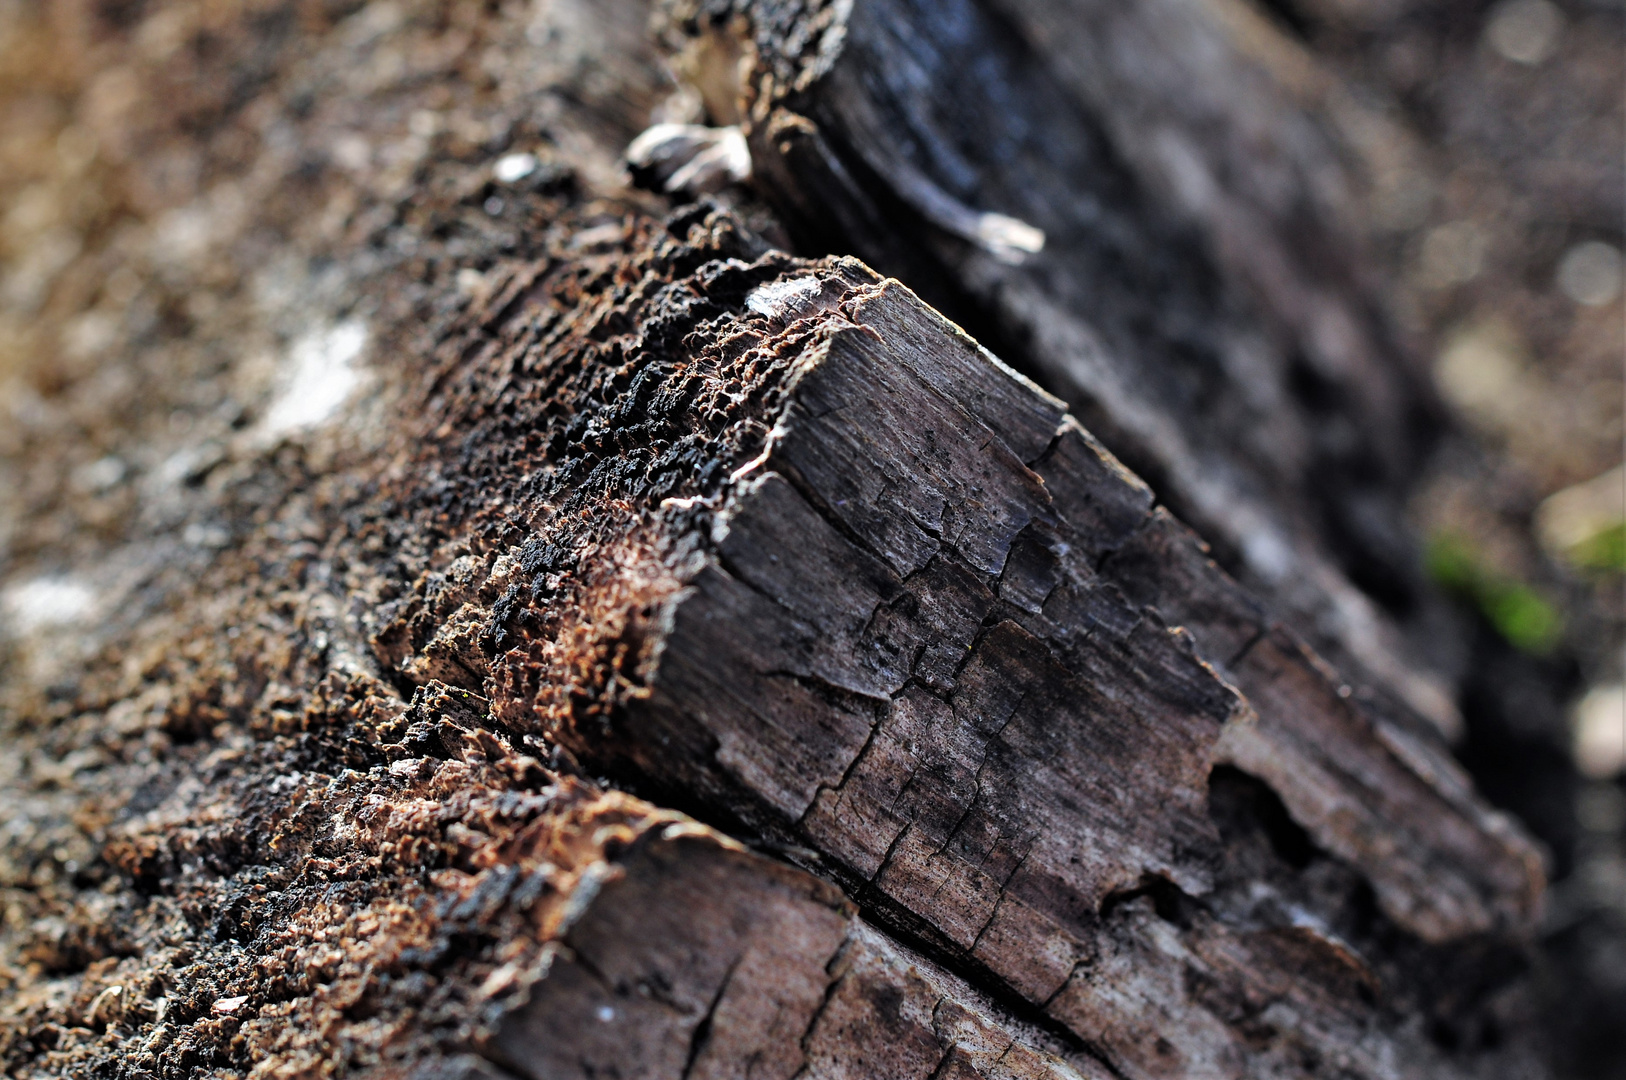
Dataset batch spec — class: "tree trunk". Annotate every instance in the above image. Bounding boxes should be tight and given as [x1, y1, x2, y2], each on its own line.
[0, 1, 1557, 1078]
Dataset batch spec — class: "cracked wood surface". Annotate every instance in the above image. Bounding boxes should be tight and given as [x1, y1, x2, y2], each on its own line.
[490, 829, 1109, 1080]
[0, 2, 1555, 1078]
[0, 196, 1544, 1076]
[657, 0, 1463, 740]
[519, 259, 1542, 1078]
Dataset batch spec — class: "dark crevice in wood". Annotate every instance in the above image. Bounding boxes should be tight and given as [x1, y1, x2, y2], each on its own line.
[1249, 0, 1314, 39]
[1096, 874, 1195, 928]
[1207, 765, 1320, 873]
[847, 899, 1128, 1080]
[1223, 625, 1271, 673]
[678, 952, 740, 1080]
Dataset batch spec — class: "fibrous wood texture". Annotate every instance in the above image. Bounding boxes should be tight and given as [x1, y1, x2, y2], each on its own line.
[660, 0, 1461, 736]
[0, 1, 1566, 1079]
[0, 209, 1543, 1077]
[496, 244, 1542, 1079]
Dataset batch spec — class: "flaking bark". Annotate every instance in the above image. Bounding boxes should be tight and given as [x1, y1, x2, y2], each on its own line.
[0, 2, 1559, 1079]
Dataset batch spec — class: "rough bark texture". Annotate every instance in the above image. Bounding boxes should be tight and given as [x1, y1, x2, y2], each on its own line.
[0, 1, 1607, 1078]
[660, 0, 1463, 737]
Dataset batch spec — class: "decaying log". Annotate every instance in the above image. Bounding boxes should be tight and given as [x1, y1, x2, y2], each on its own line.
[6, 208, 1537, 1078]
[657, 0, 1461, 737]
[485, 241, 1541, 1078]
[0, 2, 1559, 1078]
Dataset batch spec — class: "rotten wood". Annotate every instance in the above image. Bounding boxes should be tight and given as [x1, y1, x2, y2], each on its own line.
[0, 2, 1563, 1079]
[508, 255, 1542, 1078]
[657, 0, 1464, 738]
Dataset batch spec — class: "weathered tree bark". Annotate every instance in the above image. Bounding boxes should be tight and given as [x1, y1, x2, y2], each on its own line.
[0, 1, 1558, 1078]
[658, 0, 1462, 736]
